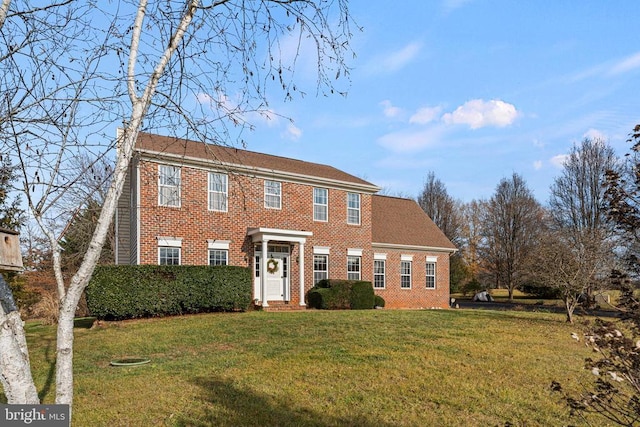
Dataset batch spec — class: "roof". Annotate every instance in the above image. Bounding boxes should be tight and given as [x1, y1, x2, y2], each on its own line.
[372, 195, 457, 252]
[135, 132, 379, 192]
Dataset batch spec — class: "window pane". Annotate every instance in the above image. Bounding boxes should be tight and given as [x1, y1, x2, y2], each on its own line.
[347, 255, 361, 280]
[313, 188, 328, 221]
[159, 165, 181, 207]
[347, 193, 360, 224]
[314, 255, 328, 284]
[209, 173, 228, 211]
[374, 260, 385, 289]
[401, 261, 411, 289]
[265, 180, 281, 209]
[159, 247, 180, 265]
[426, 262, 436, 289]
[209, 249, 228, 266]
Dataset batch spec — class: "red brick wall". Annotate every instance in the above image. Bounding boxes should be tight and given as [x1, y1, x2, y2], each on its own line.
[133, 159, 449, 309]
[371, 249, 451, 309]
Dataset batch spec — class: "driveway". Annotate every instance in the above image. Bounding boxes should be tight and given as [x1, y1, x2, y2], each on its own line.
[454, 299, 621, 319]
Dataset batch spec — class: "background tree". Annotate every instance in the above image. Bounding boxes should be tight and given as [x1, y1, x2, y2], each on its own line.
[480, 173, 542, 301]
[552, 128, 640, 424]
[0, 0, 356, 415]
[459, 199, 486, 292]
[417, 171, 468, 291]
[548, 137, 619, 304]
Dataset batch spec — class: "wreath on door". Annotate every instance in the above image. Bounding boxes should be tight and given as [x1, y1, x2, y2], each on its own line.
[266, 258, 279, 274]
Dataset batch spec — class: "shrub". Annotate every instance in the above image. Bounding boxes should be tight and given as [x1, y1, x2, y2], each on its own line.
[461, 278, 484, 296]
[30, 289, 59, 325]
[520, 282, 562, 299]
[350, 281, 375, 309]
[86, 265, 252, 320]
[374, 295, 385, 308]
[306, 279, 376, 310]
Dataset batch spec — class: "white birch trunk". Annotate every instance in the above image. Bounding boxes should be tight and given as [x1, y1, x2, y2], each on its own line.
[53, 0, 200, 415]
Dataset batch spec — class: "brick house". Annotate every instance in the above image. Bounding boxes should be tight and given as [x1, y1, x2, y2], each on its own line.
[115, 132, 456, 309]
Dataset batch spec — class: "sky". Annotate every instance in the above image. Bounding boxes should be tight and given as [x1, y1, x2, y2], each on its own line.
[239, 0, 640, 204]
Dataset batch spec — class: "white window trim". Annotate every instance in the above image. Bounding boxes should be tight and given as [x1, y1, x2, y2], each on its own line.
[208, 240, 230, 250]
[374, 253, 387, 260]
[347, 192, 361, 225]
[158, 165, 181, 207]
[157, 237, 182, 247]
[313, 187, 329, 222]
[313, 254, 329, 284]
[158, 247, 181, 265]
[347, 248, 363, 257]
[264, 180, 282, 210]
[374, 259, 386, 289]
[347, 255, 361, 280]
[401, 260, 412, 289]
[314, 246, 331, 255]
[401, 254, 413, 261]
[208, 248, 229, 266]
[208, 172, 228, 212]
[426, 259, 437, 289]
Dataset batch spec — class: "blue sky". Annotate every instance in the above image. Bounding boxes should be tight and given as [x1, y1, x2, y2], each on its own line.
[240, 0, 640, 204]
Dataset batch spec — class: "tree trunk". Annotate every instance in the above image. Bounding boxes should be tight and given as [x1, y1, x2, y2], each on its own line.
[564, 297, 575, 323]
[0, 274, 39, 404]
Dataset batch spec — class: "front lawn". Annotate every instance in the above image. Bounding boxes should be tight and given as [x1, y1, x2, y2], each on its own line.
[22, 309, 600, 426]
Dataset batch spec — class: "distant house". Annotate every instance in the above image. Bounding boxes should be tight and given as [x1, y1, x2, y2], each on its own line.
[115, 132, 456, 309]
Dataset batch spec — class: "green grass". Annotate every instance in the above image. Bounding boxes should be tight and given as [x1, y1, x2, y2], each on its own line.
[20, 309, 602, 426]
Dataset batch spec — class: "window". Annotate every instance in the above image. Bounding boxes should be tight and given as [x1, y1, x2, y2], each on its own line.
[426, 261, 436, 289]
[209, 249, 228, 266]
[347, 193, 360, 225]
[401, 261, 412, 289]
[208, 172, 228, 212]
[159, 247, 180, 265]
[264, 180, 281, 209]
[314, 254, 329, 284]
[313, 188, 328, 221]
[374, 259, 385, 289]
[347, 255, 361, 280]
[158, 165, 181, 207]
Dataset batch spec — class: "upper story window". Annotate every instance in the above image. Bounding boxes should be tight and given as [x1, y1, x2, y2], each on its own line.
[208, 172, 228, 212]
[158, 165, 181, 207]
[264, 180, 282, 209]
[313, 187, 328, 222]
[347, 193, 360, 225]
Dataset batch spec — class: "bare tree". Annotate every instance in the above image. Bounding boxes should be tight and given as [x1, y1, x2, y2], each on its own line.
[0, 0, 356, 417]
[548, 137, 619, 304]
[417, 172, 463, 245]
[528, 217, 606, 323]
[480, 173, 543, 301]
[459, 199, 486, 283]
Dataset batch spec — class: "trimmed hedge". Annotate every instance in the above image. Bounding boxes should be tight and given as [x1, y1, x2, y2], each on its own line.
[374, 294, 385, 308]
[307, 279, 376, 310]
[86, 265, 252, 320]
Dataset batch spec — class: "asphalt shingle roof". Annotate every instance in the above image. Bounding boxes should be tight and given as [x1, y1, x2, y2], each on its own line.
[372, 195, 456, 251]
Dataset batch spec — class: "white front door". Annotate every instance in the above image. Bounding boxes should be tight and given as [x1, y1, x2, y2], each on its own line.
[265, 254, 288, 301]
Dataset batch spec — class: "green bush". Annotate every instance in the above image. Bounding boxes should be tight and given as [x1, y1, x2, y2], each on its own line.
[86, 265, 252, 320]
[306, 279, 376, 310]
[374, 295, 385, 308]
[350, 281, 375, 309]
[461, 278, 484, 296]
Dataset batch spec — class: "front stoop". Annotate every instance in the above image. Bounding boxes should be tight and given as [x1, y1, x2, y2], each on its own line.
[261, 301, 307, 312]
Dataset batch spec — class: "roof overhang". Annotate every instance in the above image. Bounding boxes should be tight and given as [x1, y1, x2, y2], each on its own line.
[248, 227, 313, 244]
[138, 149, 381, 194]
[372, 242, 458, 254]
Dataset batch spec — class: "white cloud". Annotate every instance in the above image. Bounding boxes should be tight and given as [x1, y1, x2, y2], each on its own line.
[409, 106, 442, 125]
[550, 154, 569, 168]
[283, 123, 303, 141]
[367, 42, 422, 75]
[608, 51, 640, 75]
[533, 160, 543, 170]
[377, 125, 448, 153]
[379, 100, 403, 119]
[582, 128, 607, 141]
[442, 99, 519, 129]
